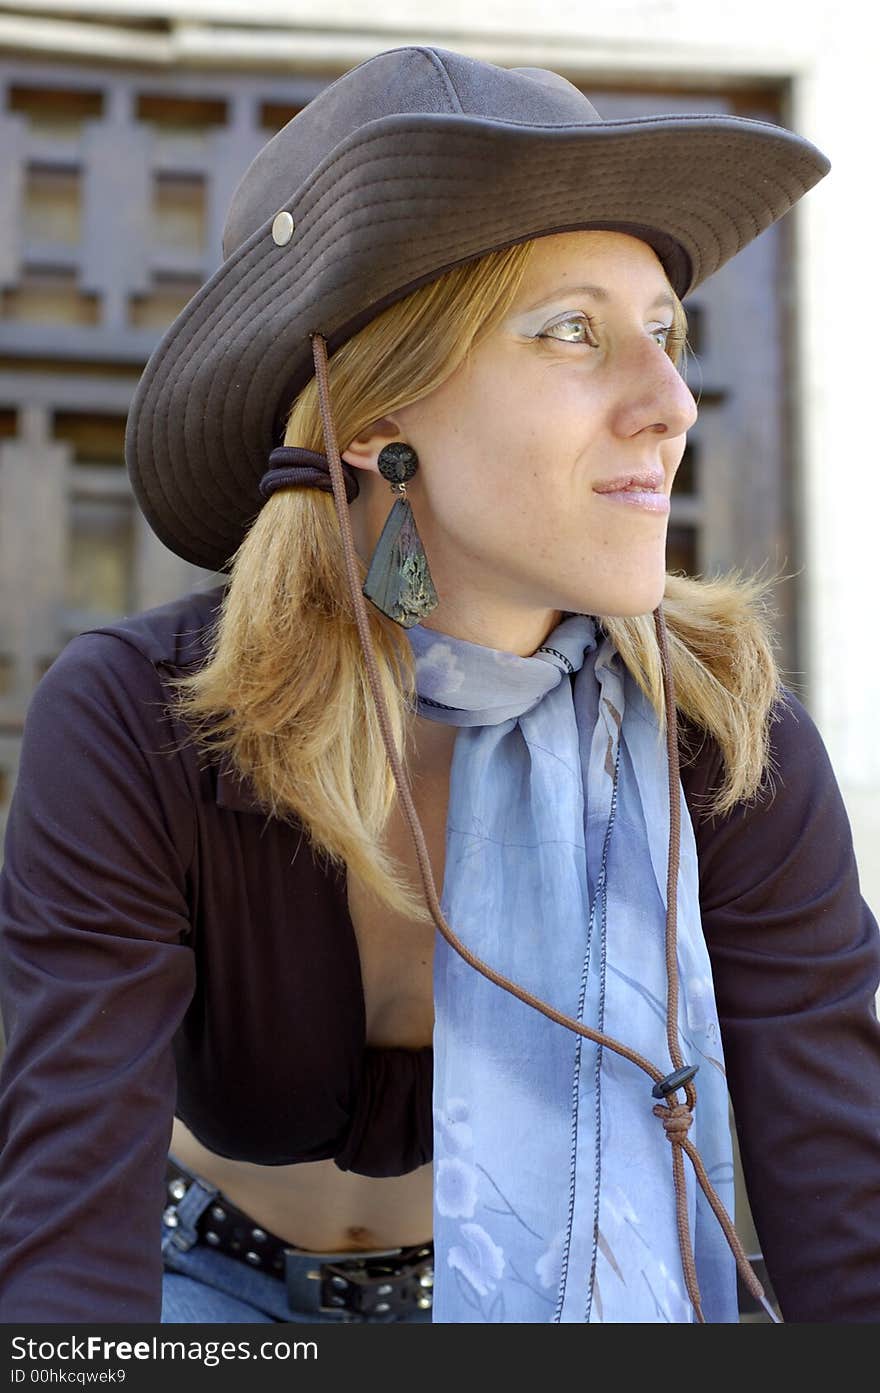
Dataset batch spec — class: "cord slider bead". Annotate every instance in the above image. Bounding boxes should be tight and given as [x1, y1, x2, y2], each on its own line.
[651, 1064, 699, 1099]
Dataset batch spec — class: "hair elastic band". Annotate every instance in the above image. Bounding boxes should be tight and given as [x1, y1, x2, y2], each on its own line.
[259, 446, 361, 504]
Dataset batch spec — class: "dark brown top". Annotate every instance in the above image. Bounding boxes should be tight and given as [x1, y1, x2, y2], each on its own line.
[0, 585, 878, 1322]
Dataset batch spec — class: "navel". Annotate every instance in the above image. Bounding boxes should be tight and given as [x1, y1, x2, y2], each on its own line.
[345, 1224, 379, 1249]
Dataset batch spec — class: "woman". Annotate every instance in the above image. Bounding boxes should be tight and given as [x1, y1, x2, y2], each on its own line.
[1, 46, 878, 1325]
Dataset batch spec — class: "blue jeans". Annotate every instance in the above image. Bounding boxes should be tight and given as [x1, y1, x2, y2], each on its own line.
[160, 1154, 433, 1324]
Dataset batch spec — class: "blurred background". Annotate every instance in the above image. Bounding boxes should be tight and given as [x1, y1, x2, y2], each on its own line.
[0, 0, 876, 1322]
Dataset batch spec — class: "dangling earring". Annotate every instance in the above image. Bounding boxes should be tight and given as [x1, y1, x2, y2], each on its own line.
[361, 442, 439, 628]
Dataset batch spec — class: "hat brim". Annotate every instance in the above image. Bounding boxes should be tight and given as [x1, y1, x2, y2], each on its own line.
[125, 110, 829, 573]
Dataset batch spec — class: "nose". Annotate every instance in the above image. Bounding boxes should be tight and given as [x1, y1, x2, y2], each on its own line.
[613, 338, 698, 441]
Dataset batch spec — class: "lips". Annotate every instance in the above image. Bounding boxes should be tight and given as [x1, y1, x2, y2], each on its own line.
[593, 470, 665, 494]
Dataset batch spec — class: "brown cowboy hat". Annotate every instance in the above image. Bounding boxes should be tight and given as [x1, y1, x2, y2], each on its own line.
[125, 44, 830, 574]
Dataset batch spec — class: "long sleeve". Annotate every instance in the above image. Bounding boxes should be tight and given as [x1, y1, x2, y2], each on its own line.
[0, 634, 197, 1322]
[689, 689, 880, 1322]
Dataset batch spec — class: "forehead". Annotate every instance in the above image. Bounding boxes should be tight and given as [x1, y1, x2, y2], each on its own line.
[517, 229, 670, 301]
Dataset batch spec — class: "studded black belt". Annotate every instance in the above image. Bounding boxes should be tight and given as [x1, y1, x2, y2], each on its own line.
[164, 1157, 434, 1318]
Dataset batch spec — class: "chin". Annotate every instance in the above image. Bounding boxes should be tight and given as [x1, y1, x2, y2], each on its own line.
[580, 578, 667, 620]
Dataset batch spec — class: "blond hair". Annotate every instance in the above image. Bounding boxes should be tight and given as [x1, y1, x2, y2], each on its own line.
[167, 240, 784, 925]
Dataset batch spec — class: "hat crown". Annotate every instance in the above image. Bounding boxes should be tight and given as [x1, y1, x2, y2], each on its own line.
[222, 46, 602, 259]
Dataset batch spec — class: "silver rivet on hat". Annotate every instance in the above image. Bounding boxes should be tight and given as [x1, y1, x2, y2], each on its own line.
[375, 1301, 390, 1313]
[210, 1204, 226, 1222]
[167, 1178, 186, 1201]
[205, 1231, 220, 1245]
[162, 1206, 179, 1228]
[331, 1275, 348, 1290]
[251, 1227, 267, 1242]
[272, 211, 295, 246]
[417, 1294, 432, 1309]
[377, 1283, 393, 1296]
[419, 1273, 434, 1288]
[245, 1250, 261, 1265]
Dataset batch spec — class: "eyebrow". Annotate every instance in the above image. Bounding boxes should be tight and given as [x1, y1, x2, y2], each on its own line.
[519, 283, 677, 315]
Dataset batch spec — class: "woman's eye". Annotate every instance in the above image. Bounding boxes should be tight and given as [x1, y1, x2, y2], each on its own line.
[539, 318, 675, 349]
[540, 315, 597, 345]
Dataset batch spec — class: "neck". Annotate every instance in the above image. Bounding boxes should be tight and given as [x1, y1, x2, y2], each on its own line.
[416, 607, 566, 659]
[408, 714, 459, 787]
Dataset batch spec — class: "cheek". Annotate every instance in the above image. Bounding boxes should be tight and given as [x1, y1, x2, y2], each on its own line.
[418, 378, 535, 485]
[415, 357, 603, 519]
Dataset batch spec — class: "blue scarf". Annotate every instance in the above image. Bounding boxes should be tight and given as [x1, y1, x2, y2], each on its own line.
[406, 611, 738, 1323]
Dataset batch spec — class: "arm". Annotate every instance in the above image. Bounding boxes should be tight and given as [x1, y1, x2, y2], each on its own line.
[688, 689, 880, 1322]
[0, 635, 196, 1322]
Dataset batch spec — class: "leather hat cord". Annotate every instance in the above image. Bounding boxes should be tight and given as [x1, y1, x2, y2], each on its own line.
[310, 332, 780, 1324]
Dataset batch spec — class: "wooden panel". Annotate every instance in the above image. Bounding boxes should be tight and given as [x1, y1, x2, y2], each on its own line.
[0, 113, 26, 285]
[23, 163, 81, 244]
[8, 82, 103, 134]
[0, 406, 69, 711]
[54, 410, 135, 617]
[1, 268, 100, 324]
[0, 60, 319, 360]
[80, 89, 153, 329]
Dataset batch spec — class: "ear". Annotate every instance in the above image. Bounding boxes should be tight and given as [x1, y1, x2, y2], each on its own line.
[341, 415, 404, 472]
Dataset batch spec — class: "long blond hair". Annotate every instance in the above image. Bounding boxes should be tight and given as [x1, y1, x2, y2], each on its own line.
[167, 240, 783, 924]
